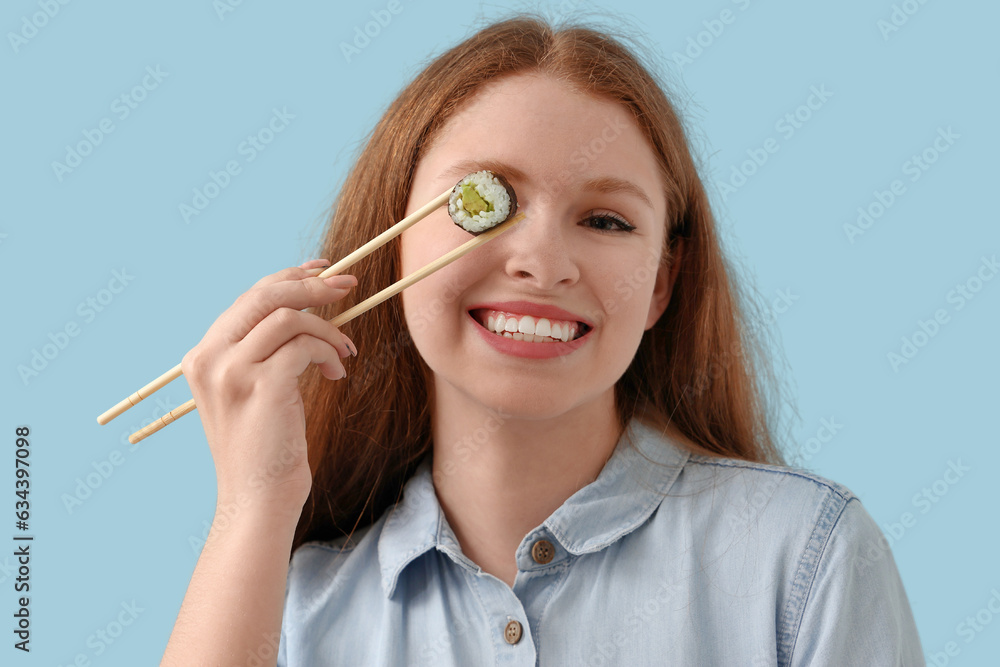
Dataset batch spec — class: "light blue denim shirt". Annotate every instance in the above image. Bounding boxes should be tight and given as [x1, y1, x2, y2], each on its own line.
[278, 418, 924, 665]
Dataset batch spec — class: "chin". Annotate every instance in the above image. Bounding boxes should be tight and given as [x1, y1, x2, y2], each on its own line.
[449, 379, 609, 424]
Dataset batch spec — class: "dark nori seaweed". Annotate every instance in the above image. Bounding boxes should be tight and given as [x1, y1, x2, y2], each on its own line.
[491, 172, 518, 224]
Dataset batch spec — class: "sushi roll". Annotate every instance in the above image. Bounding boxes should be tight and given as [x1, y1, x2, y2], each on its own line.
[449, 170, 518, 234]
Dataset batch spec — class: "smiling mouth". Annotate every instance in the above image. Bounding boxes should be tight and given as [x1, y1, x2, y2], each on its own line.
[470, 308, 591, 342]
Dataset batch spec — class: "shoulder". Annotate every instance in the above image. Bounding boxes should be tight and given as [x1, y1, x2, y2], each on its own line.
[286, 519, 385, 612]
[685, 452, 857, 501]
[720, 462, 928, 664]
[626, 420, 874, 569]
[671, 455, 923, 663]
[636, 419, 860, 535]
[665, 452, 891, 590]
[677, 452, 862, 535]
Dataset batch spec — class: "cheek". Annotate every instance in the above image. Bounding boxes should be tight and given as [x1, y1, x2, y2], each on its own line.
[399, 235, 474, 337]
[399, 232, 436, 336]
[594, 251, 659, 325]
[400, 279, 432, 337]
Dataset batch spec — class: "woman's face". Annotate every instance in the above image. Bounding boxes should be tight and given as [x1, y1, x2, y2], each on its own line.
[400, 71, 674, 421]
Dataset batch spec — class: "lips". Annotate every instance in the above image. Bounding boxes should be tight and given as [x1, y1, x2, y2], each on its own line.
[463, 300, 595, 358]
[470, 309, 590, 341]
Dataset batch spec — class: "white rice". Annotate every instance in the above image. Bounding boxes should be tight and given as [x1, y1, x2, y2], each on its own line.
[448, 170, 512, 233]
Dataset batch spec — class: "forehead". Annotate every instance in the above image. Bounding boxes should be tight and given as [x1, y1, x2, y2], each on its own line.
[418, 72, 665, 208]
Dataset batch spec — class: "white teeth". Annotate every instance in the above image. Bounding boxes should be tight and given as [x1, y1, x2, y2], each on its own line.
[479, 310, 584, 343]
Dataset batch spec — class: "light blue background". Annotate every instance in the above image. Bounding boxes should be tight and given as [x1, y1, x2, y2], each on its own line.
[3, 0, 997, 664]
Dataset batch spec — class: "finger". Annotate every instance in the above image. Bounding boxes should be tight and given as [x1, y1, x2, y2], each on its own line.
[250, 260, 330, 291]
[210, 274, 358, 346]
[265, 333, 347, 384]
[299, 258, 331, 270]
[237, 307, 353, 364]
[340, 333, 358, 357]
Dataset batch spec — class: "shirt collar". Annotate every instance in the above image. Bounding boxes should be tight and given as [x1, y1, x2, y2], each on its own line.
[377, 417, 690, 599]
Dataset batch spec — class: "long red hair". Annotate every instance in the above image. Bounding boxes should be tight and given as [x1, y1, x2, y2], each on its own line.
[292, 14, 790, 554]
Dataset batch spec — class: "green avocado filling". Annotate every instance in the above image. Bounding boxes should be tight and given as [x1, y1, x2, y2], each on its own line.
[461, 182, 493, 215]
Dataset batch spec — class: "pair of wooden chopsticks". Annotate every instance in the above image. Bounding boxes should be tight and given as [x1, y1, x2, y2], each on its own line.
[97, 185, 524, 444]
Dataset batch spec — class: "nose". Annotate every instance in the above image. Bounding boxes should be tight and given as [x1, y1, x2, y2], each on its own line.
[500, 203, 580, 290]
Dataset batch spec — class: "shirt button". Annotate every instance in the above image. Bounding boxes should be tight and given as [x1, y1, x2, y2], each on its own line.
[504, 619, 523, 644]
[531, 539, 554, 564]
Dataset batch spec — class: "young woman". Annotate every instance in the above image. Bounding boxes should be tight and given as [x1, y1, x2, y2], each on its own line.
[161, 15, 924, 666]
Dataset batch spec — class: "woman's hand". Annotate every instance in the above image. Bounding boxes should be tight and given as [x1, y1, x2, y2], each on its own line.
[181, 259, 357, 516]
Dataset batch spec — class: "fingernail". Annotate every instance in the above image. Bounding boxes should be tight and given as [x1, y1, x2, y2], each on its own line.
[341, 334, 357, 357]
[324, 275, 356, 287]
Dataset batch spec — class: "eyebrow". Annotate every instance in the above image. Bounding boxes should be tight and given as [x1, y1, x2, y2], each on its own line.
[439, 158, 655, 210]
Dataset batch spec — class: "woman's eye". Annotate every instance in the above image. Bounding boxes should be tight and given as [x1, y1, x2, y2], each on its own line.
[582, 211, 637, 233]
